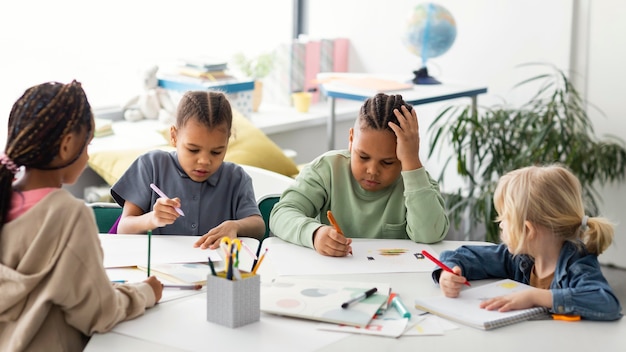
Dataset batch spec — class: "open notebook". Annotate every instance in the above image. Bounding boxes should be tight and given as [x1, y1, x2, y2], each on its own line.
[414, 279, 549, 330]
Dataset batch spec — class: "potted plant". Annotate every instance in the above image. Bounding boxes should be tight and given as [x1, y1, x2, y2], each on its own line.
[428, 63, 626, 243]
[232, 52, 275, 112]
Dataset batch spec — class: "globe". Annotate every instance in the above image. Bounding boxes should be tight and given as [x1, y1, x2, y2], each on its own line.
[402, 3, 457, 84]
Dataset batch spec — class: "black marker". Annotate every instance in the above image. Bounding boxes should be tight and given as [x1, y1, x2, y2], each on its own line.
[341, 287, 377, 309]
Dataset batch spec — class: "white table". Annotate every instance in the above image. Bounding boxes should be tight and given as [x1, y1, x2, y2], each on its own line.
[86, 237, 625, 352]
[320, 74, 488, 150]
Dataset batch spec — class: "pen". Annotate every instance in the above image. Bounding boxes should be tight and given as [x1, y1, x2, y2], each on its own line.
[390, 293, 411, 319]
[111, 280, 128, 284]
[252, 248, 268, 274]
[226, 245, 234, 280]
[163, 284, 203, 290]
[147, 229, 152, 277]
[150, 183, 185, 216]
[327, 210, 352, 255]
[422, 250, 471, 286]
[341, 287, 377, 309]
[208, 257, 217, 276]
[241, 241, 258, 260]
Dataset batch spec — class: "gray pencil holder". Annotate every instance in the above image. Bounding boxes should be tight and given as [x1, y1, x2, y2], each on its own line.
[206, 271, 260, 328]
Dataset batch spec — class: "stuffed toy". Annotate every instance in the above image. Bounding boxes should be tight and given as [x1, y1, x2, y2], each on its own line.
[122, 65, 176, 124]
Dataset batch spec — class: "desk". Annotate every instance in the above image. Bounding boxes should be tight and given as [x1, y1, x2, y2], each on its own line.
[320, 75, 488, 150]
[86, 237, 625, 352]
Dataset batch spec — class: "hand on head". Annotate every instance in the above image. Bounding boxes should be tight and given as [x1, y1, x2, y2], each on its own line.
[151, 197, 182, 227]
[313, 226, 352, 257]
[438, 266, 468, 298]
[388, 105, 423, 171]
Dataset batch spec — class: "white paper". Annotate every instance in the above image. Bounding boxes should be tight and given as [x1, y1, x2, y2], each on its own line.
[268, 238, 438, 276]
[317, 317, 410, 338]
[100, 234, 226, 268]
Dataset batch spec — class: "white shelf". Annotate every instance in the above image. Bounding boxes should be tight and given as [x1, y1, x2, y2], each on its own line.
[250, 100, 362, 136]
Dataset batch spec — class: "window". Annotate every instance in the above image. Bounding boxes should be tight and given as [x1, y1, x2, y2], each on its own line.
[0, 0, 295, 126]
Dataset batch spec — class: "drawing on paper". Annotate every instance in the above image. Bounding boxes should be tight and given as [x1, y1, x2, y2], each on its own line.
[261, 278, 390, 327]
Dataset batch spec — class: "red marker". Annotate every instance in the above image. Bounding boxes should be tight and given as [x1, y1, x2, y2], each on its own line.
[422, 250, 471, 286]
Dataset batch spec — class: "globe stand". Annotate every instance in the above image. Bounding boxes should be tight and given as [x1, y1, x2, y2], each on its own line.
[411, 67, 441, 85]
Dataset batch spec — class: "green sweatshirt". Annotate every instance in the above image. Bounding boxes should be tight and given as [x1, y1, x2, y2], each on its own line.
[269, 150, 449, 249]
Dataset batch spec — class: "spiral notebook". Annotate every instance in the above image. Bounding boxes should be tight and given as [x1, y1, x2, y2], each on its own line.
[414, 279, 549, 330]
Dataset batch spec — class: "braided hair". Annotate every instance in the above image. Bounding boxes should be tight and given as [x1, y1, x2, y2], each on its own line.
[357, 93, 412, 131]
[1, 80, 93, 227]
[175, 90, 232, 133]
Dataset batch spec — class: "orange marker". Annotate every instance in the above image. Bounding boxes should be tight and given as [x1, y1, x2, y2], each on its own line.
[252, 248, 268, 274]
[327, 210, 352, 255]
[326, 210, 344, 235]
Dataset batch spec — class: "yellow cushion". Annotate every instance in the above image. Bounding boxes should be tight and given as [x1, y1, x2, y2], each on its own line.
[226, 111, 299, 177]
[88, 110, 299, 186]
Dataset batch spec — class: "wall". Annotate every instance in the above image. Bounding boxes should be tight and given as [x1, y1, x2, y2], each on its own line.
[585, 0, 626, 268]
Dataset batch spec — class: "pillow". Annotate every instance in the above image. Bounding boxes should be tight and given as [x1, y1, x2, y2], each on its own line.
[226, 110, 299, 177]
[88, 110, 299, 186]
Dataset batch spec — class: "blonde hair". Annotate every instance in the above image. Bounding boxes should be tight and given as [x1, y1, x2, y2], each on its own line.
[493, 164, 614, 255]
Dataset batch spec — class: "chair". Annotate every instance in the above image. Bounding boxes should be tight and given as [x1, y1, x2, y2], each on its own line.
[241, 165, 295, 257]
[257, 194, 281, 241]
[87, 202, 122, 234]
[240, 164, 295, 202]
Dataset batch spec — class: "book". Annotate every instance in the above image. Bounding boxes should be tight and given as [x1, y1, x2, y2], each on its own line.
[137, 262, 213, 285]
[179, 56, 228, 72]
[320, 76, 414, 96]
[178, 66, 234, 81]
[414, 279, 549, 330]
[303, 39, 321, 103]
[332, 38, 349, 72]
[94, 118, 113, 138]
[261, 277, 391, 328]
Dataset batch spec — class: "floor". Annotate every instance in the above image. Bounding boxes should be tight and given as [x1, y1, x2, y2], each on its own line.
[602, 264, 626, 307]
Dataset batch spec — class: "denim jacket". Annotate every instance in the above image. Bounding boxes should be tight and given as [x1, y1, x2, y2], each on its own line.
[433, 241, 623, 321]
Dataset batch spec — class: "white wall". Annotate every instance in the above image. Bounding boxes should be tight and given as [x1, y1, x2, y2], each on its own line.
[585, 0, 626, 267]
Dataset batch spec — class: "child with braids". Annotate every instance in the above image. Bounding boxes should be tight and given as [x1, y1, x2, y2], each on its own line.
[0, 81, 163, 351]
[270, 93, 449, 256]
[111, 90, 265, 249]
[434, 164, 622, 320]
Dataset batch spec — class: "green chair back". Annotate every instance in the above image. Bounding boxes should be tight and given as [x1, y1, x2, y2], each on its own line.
[89, 203, 122, 233]
[258, 195, 281, 241]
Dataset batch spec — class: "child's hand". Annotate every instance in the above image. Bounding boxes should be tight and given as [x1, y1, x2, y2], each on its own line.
[438, 266, 468, 298]
[479, 288, 546, 312]
[312, 226, 352, 257]
[144, 276, 163, 303]
[151, 197, 182, 228]
[388, 106, 423, 171]
[193, 221, 238, 250]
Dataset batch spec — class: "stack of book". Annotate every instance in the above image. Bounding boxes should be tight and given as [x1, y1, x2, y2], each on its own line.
[177, 56, 234, 81]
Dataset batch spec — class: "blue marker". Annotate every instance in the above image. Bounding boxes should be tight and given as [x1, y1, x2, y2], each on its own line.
[390, 293, 411, 319]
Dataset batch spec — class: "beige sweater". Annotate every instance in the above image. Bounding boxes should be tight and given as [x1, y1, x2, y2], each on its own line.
[0, 189, 156, 352]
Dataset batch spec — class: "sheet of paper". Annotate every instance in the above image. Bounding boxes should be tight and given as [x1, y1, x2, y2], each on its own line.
[317, 317, 410, 338]
[402, 315, 458, 336]
[99, 234, 223, 268]
[261, 277, 390, 328]
[268, 238, 438, 275]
